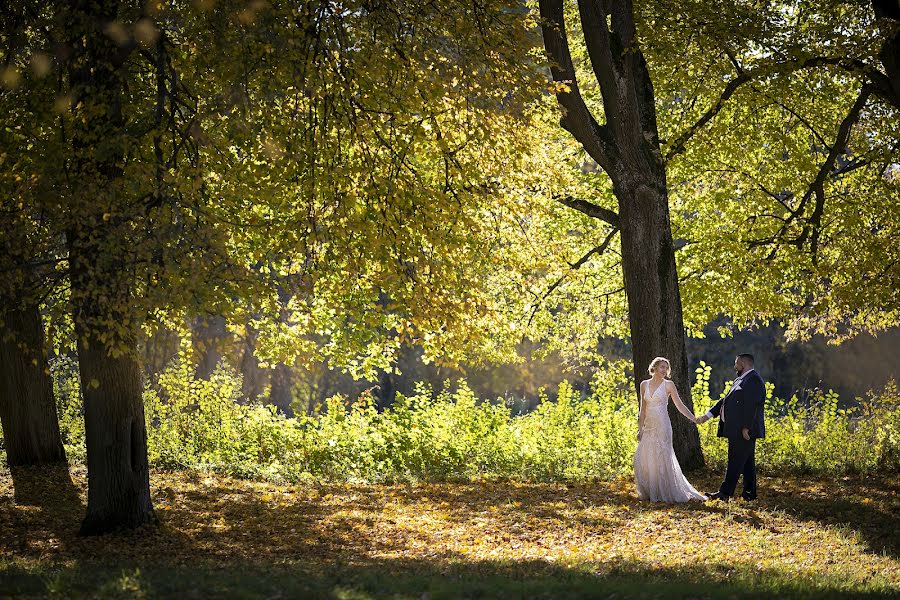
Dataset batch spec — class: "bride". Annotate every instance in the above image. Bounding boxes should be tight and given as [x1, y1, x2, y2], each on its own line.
[634, 356, 706, 502]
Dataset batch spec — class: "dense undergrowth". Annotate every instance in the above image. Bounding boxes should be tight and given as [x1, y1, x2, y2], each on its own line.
[24, 352, 897, 484]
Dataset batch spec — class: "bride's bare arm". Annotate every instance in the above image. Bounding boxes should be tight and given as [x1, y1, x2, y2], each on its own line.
[667, 381, 697, 422]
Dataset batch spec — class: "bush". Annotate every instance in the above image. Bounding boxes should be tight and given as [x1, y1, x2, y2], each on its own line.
[52, 355, 86, 463]
[139, 353, 641, 483]
[9, 355, 897, 483]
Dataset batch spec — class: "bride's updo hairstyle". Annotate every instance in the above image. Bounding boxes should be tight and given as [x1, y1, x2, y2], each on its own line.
[648, 357, 671, 377]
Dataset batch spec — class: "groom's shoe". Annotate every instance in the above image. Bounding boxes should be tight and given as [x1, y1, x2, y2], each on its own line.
[741, 493, 757, 502]
[706, 491, 730, 502]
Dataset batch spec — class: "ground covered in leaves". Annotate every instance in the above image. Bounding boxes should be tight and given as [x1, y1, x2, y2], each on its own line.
[1, 466, 898, 599]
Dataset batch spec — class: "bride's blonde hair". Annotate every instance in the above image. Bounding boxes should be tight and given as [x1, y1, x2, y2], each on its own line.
[648, 356, 671, 377]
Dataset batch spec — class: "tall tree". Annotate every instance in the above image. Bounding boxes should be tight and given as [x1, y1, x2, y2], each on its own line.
[532, 0, 899, 469]
[63, 0, 156, 534]
[5, 0, 549, 533]
[538, 0, 703, 467]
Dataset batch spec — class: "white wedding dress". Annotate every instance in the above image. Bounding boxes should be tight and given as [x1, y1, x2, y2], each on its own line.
[633, 381, 706, 502]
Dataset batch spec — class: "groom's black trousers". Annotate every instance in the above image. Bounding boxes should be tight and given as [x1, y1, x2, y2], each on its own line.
[719, 436, 757, 499]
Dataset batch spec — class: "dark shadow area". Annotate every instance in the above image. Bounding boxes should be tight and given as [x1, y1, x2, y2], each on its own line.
[8, 463, 82, 508]
[0, 556, 897, 599]
[1, 464, 85, 556]
[679, 470, 900, 559]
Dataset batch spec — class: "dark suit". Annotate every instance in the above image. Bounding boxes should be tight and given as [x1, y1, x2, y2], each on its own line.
[708, 369, 765, 499]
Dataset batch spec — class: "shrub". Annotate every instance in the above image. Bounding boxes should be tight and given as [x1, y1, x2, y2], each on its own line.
[6, 355, 897, 483]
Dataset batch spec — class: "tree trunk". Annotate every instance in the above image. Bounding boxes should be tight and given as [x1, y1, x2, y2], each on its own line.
[375, 369, 396, 412]
[64, 0, 156, 534]
[192, 314, 228, 379]
[69, 236, 157, 536]
[538, 0, 704, 469]
[268, 362, 294, 417]
[0, 303, 66, 467]
[615, 175, 704, 470]
[239, 326, 267, 402]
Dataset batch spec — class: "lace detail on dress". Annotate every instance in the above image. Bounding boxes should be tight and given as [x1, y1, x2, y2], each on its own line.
[634, 380, 706, 502]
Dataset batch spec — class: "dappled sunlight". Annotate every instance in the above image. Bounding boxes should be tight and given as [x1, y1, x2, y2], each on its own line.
[1, 466, 897, 596]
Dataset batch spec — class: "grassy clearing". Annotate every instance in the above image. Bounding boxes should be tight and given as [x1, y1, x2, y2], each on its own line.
[1, 465, 897, 598]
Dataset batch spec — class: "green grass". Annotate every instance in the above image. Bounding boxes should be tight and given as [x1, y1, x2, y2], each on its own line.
[1, 465, 897, 599]
[1, 559, 895, 600]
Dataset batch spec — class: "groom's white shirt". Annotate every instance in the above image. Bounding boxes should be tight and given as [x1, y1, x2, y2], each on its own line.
[704, 368, 755, 422]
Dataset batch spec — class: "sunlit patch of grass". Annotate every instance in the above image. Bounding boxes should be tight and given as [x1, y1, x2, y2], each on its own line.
[0, 466, 897, 598]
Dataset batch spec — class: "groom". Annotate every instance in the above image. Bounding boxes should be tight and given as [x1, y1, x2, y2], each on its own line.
[696, 354, 766, 501]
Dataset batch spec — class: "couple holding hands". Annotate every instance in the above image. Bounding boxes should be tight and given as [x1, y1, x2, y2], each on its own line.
[634, 354, 766, 503]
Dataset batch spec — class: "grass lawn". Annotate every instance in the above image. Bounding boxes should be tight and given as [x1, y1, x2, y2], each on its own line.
[1, 465, 897, 599]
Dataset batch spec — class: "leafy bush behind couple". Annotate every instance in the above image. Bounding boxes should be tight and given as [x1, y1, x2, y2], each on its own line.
[37, 352, 900, 484]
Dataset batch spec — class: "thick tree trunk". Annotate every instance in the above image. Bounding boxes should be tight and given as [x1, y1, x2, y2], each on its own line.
[0, 303, 66, 467]
[69, 257, 156, 534]
[538, 0, 704, 470]
[615, 175, 704, 470]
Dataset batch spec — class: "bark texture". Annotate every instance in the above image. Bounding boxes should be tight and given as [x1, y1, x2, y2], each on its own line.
[0, 303, 66, 467]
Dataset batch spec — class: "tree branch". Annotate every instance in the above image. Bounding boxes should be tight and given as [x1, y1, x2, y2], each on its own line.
[555, 195, 620, 227]
[527, 227, 620, 327]
[746, 86, 872, 259]
[801, 86, 872, 262]
[539, 0, 615, 170]
[666, 56, 874, 161]
[576, 0, 621, 128]
[872, 0, 900, 108]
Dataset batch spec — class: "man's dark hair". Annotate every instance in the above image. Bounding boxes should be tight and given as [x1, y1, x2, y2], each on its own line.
[738, 353, 755, 364]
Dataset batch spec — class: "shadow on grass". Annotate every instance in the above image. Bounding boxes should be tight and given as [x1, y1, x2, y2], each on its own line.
[1, 464, 85, 555]
[8, 463, 82, 508]
[0, 556, 896, 599]
[757, 474, 900, 559]
[1, 469, 898, 598]
[679, 470, 900, 559]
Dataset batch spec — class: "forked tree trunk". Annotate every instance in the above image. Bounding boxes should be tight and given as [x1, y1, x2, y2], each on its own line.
[0, 303, 66, 467]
